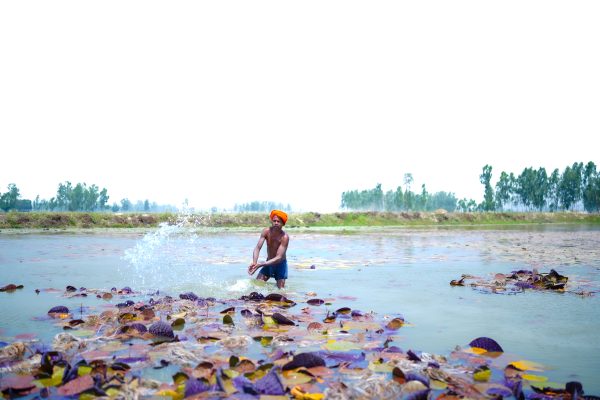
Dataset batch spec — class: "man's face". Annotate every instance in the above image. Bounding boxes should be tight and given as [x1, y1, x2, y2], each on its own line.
[271, 215, 283, 229]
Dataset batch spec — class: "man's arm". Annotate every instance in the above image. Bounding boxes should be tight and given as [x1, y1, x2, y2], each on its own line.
[255, 234, 289, 267]
[248, 229, 268, 275]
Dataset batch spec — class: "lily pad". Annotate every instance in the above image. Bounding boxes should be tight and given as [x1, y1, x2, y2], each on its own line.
[469, 337, 504, 353]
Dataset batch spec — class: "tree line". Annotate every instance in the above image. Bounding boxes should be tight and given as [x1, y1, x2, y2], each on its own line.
[0, 181, 175, 213]
[341, 174, 459, 212]
[480, 161, 600, 212]
[233, 201, 292, 213]
[341, 161, 600, 213]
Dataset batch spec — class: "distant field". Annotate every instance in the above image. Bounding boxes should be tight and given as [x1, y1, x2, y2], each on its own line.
[0, 211, 599, 230]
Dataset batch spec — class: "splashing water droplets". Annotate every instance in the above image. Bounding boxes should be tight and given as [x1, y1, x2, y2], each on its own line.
[122, 208, 216, 292]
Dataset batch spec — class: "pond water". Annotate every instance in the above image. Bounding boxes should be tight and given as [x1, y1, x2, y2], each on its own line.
[1, 224, 600, 394]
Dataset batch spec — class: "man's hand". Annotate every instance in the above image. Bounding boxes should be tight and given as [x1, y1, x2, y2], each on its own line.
[248, 263, 261, 275]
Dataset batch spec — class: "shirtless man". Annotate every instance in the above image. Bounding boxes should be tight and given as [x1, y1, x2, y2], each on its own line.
[248, 210, 290, 289]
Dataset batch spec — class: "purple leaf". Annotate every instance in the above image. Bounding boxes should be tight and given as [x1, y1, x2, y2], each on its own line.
[407, 349, 422, 362]
[149, 321, 174, 338]
[184, 378, 211, 397]
[283, 352, 325, 370]
[180, 292, 199, 301]
[406, 389, 430, 400]
[469, 337, 504, 353]
[254, 368, 285, 395]
[48, 306, 69, 314]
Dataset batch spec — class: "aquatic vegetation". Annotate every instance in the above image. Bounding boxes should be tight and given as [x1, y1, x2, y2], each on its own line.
[0, 287, 596, 399]
[0, 284, 24, 293]
[448, 268, 593, 296]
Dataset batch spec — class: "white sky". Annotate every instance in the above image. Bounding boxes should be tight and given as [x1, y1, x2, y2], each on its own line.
[1, 1, 599, 212]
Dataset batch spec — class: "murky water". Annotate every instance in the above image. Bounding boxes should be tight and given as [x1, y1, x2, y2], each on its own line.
[1, 224, 599, 393]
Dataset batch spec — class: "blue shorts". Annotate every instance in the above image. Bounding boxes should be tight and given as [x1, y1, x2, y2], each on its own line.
[259, 259, 288, 281]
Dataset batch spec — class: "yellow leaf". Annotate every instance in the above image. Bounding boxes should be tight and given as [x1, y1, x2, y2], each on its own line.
[156, 389, 183, 399]
[105, 388, 122, 397]
[281, 370, 314, 386]
[291, 385, 325, 399]
[386, 318, 404, 330]
[323, 340, 361, 351]
[34, 366, 65, 387]
[430, 379, 448, 390]
[473, 366, 491, 382]
[219, 377, 237, 395]
[469, 347, 487, 355]
[261, 336, 273, 346]
[522, 374, 548, 382]
[509, 360, 545, 372]
[223, 369, 240, 379]
[170, 312, 187, 319]
[368, 360, 394, 373]
[78, 365, 92, 376]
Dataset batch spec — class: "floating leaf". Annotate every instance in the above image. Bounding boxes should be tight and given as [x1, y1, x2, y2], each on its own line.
[179, 292, 199, 301]
[234, 359, 256, 373]
[469, 337, 504, 353]
[323, 340, 361, 352]
[335, 307, 351, 315]
[118, 312, 136, 324]
[223, 314, 234, 325]
[368, 359, 394, 372]
[401, 350, 419, 362]
[254, 368, 285, 395]
[0, 284, 24, 292]
[473, 365, 491, 382]
[48, 305, 69, 314]
[307, 322, 323, 332]
[323, 313, 336, 324]
[291, 385, 324, 399]
[281, 370, 314, 386]
[272, 312, 295, 326]
[393, 367, 406, 384]
[241, 309, 253, 317]
[386, 317, 404, 330]
[35, 365, 65, 387]
[283, 353, 325, 371]
[67, 319, 85, 327]
[220, 307, 235, 314]
[522, 374, 548, 382]
[171, 318, 185, 330]
[307, 299, 325, 306]
[57, 374, 94, 396]
[509, 360, 545, 372]
[149, 321, 174, 338]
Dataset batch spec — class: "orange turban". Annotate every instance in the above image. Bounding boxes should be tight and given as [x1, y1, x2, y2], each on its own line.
[270, 210, 288, 225]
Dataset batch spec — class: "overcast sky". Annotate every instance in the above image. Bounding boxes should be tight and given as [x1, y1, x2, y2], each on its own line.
[1, 1, 599, 212]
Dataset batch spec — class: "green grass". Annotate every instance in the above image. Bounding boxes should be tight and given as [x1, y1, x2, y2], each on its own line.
[1, 210, 599, 230]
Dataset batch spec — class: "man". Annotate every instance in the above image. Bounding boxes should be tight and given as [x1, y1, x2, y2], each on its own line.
[248, 210, 290, 289]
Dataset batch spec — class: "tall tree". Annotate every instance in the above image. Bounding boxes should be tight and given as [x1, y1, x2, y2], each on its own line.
[480, 165, 495, 211]
[0, 183, 20, 211]
[494, 171, 512, 211]
[547, 168, 561, 212]
[558, 163, 583, 210]
[582, 162, 599, 212]
[531, 167, 549, 211]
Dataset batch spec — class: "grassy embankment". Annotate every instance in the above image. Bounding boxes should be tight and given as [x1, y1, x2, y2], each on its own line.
[0, 211, 599, 230]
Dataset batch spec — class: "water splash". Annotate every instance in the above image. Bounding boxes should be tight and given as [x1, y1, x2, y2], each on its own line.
[121, 206, 266, 298]
[122, 205, 215, 293]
